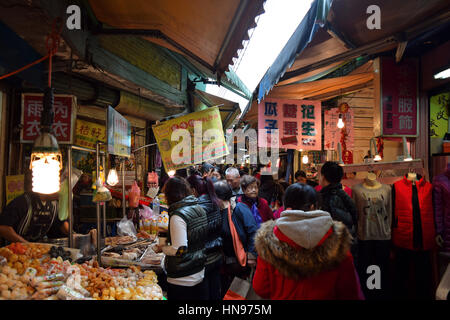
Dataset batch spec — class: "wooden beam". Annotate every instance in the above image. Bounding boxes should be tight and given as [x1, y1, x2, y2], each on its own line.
[39, 0, 187, 107]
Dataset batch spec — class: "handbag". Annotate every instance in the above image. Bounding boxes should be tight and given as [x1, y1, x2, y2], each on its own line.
[223, 267, 262, 300]
[227, 204, 247, 267]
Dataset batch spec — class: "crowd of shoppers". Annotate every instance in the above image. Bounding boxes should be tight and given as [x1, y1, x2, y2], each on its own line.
[158, 161, 369, 300]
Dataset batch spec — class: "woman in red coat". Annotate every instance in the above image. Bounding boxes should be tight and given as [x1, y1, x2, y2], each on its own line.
[252, 183, 364, 300]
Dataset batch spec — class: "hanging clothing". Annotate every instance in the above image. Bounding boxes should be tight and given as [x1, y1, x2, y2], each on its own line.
[392, 177, 436, 251]
[432, 166, 450, 252]
[352, 183, 392, 241]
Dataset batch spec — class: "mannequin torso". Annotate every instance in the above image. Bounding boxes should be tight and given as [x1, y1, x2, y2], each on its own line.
[363, 172, 382, 190]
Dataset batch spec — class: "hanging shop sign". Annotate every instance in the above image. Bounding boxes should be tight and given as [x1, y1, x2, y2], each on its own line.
[258, 98, 321, 150]
[429, 92, 449, 139]
[380, 57, 418, 137]
[75, 119, 107, 150]
[21, 94, 76, 143]
[107, 106, 131, 157]
[324, 107, 354, 151]
[342, 150, 354, 164]
[152, 106, 228, 172]
[6, 175, 24, 205]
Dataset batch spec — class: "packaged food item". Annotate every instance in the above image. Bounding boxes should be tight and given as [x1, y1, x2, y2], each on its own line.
[31, 287, 60, 300]
[36, 281, 65, 289]
[31, 273, 64, 286]
[93, 179, 112, 202]
[20, 267, 37, 283]
[57, 285, 90, 300]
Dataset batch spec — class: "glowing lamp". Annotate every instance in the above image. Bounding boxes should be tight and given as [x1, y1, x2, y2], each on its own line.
[337, 114, 345, 129]
[167, 170, 176, 177]
[302, 154, 309, 164]
[107, 168, 119, 186]
[30, 132, 62, 194]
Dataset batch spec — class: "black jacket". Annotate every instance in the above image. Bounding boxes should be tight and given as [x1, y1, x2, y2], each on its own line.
[197, 194, 223, 265]
[165, 195, 209, 278]
[320, 183, 358, 237]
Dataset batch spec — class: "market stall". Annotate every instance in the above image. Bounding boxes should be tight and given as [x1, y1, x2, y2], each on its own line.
[0, 242, 163, 300]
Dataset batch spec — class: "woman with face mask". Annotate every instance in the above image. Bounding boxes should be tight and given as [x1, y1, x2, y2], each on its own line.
[237, 175, 274, 226]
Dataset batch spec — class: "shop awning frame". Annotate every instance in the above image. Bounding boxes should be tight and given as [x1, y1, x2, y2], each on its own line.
[85, 0, 266, 78]
[257, 0, 450, 101]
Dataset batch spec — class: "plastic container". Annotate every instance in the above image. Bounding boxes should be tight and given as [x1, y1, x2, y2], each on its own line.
[152, 196, 160, 216]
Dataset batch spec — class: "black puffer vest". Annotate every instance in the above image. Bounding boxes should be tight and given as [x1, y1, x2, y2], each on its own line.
[165, 195, 209, 278]
[197, 194, 223, 265]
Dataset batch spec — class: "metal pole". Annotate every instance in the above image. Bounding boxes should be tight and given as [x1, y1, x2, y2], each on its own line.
[102, 153, 107, 238]
[68, 147, 74, 248]
[96, 142, 101, 266]
[122, 158, 126, 218]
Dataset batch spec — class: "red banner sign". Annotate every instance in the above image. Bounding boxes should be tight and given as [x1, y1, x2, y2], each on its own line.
[381, 57, 418, 136]
[258, 98, 322, 150]
[21, 94, 76, 143]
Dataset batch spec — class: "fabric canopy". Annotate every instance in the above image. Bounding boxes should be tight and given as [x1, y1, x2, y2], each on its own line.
[192, 89, 241, 130]
[257, 0, 450, 101]
[88, 0, 265, 77]
[242, 70, 373, 128]
[269, 72, 373, 100]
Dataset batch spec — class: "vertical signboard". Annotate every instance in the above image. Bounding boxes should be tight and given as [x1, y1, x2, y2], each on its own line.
[107, 106, 131, 157]
[324, 107, 354, 151]
[258, 99, 321, 150]
[21, 94, 76, 143]
[380, 57, 418, 137]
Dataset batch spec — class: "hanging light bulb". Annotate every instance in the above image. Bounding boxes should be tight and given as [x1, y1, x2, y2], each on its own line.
[30, 132, 62, 194]
[337, 114, 345, 129]
[167, 170, 176, 177]
[302, 154, 309, 164]
[107, 168, 119, 186]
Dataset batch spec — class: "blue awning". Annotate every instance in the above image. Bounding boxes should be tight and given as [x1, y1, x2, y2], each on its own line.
[257, 0, 333, 101]
[256, 0, 450, 102]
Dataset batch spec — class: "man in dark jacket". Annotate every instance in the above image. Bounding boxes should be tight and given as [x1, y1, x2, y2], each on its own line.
[319, 162, 359, 263]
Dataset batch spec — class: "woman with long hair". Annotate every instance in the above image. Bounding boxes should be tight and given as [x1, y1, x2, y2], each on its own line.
[160, 177, 209, 300]
[186, 174, 223, 300]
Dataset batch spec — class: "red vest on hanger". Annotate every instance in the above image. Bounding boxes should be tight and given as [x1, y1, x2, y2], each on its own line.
[392, 177, 436, 251]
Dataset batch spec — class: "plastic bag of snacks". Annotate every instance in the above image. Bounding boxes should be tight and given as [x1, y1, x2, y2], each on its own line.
[93, 179, 112, 202]
[117, 216, 137, 238]
[128, 181, 141, 208]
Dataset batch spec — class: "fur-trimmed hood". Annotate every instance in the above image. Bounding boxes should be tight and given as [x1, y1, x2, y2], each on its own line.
[254, 211, 352, 280]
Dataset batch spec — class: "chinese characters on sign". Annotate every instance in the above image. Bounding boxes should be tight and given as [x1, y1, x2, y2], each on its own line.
[6, 175, 24, 205]
[152, 107, 228, 172]
[75, 119, 107, 150]
[258, 99, 322, 150]
[107, 106, 131, 157]
[429, 93, 450, 138]
[21, 94, 75, 143]
[381, 57, 418, 136]
[324, 108, 354, 151]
